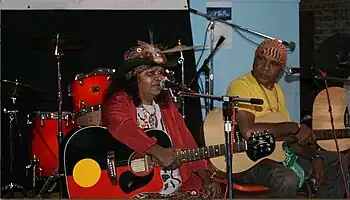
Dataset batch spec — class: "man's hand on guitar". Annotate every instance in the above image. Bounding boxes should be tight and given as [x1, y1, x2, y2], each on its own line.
[147, 145, 181, 169]
[294, 124, 315, 143]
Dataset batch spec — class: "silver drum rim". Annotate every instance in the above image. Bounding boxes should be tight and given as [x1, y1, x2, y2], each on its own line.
[76, 105, 103, 118]
[74, 68, 116, 81]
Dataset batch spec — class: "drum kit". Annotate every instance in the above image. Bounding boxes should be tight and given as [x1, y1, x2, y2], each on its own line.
[0, 34, 207, 198]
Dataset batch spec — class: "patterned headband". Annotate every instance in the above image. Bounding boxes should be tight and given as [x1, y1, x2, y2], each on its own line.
[255, 39, 287, 67]
[123, 41, 167, 79]
[124, 65, 149, 80]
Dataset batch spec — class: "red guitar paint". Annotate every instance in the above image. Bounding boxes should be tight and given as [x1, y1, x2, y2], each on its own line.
[62, 127, 271, 198]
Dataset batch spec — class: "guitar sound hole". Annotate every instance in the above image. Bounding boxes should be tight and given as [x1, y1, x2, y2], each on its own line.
[129, 154, 153, 174]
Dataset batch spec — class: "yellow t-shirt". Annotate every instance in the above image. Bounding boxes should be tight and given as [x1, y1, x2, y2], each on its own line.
[226, 72, 291, 121]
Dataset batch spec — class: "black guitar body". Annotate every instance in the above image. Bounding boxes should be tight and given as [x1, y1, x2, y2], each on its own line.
[62, 126, 172, 195]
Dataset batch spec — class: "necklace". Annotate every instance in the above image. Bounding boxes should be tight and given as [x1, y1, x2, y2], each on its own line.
[140, 103, 158, 128]
[258, 84, 280, 112]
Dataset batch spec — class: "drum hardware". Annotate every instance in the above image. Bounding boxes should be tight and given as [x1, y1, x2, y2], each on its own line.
[1, 108, 27, 198]
[81, 101, 86, 108]
[70, 68, 115, 126]
[1, 79, 45, 105]
[91, 86, 100, 93]
[53, 33, 65, 198]
[77, 105, 103, 117]
[34, 168, 60, 199]
[30, 111, 76, 177]
[73, 68, 116, 81]
[25, 155, 41, 197]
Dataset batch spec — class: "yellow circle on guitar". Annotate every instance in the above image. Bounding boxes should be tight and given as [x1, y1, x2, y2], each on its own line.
[73, 158, 101, 188]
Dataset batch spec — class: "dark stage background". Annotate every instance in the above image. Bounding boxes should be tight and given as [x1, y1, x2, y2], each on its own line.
[1, 10, 203, 189]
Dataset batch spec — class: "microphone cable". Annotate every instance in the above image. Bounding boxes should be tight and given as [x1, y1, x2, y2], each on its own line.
[319, 69, 349, 198]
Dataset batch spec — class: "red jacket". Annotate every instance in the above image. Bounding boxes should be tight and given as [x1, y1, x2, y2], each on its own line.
[101, 91, 208, 191]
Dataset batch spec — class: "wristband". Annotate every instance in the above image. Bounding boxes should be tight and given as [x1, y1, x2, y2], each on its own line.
[294, 123, 301, 135]
[311, 154, 323, 160]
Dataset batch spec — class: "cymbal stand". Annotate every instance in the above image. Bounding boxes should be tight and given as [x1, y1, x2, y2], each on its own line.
[25, 155, 41, 197]
[54, 33, 64, 198]
[34, 168, 59, 199]
[1, 106, 27, 198]
[177, 39, 186, 118]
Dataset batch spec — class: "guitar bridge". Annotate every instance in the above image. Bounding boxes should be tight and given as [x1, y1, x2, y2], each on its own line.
[107, 151, 117, 185]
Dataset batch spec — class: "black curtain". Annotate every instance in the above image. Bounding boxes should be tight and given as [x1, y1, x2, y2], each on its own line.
[1, 10, 203, 189]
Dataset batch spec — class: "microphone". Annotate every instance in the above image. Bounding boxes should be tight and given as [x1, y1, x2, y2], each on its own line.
[250, 98, 264, 105]
[199, 35, 225, 74]
[160, 78, 180, 90]
[279, 40, 296, 52]
[160, 78, 194, 93]
[188, 35, 225, 87]
[285, 67, 302, 75]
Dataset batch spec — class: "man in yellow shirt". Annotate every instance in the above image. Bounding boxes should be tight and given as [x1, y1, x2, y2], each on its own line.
[227, 39, 347, 198]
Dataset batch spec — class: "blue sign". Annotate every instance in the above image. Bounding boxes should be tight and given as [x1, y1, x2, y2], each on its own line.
[206, 7, 232, 21]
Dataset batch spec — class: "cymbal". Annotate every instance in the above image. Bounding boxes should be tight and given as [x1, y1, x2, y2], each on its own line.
[28, 36, 87, 51]
[161, 45, 209, 53]
[1, 79, 44, 99]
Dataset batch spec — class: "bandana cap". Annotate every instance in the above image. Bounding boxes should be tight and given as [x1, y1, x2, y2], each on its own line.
[255, 39, 287, 67]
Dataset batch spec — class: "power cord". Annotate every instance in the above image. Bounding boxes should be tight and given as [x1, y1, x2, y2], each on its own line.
[194, 22, 211, 94]
[319, 69, 349, 198]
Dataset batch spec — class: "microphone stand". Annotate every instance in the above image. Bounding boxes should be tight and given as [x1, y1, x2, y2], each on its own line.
[54, 33, 64, 198]
[189, 8, 295, 52]
[179, 91, 263, 200]
[209, 20, 215, 111]
[177, 39, 186, 118]
[188, 34, 225, 115]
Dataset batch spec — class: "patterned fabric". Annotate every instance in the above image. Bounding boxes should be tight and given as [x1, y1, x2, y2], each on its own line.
[123, 41, 167, 79]
[132, 190, 206, 200]
[255, 39, 287, 67]
[136, 102, 182, 196]
[282, 142, 305, 188]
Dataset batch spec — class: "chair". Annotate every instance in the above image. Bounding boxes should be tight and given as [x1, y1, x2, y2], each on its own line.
[211, 172, 313, 198]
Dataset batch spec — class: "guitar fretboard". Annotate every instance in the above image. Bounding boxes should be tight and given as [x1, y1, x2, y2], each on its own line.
[314, 129, 350, 140]
[178, 142, 246, 163]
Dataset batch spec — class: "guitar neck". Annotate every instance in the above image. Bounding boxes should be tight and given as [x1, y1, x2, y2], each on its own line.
[178, 142, 246, 163]
[314, 129, 350, 140]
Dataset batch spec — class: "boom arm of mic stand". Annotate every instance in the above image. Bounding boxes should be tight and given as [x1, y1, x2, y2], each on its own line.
[189, 8, 295, 51]
[188, 60, 210, 88]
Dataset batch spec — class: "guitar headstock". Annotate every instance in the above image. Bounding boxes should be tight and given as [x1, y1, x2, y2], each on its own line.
[245, 130, 276, 162]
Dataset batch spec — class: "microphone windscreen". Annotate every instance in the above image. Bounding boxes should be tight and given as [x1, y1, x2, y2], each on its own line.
[250, 98, 264, 105]
[289, 41, 296, 52]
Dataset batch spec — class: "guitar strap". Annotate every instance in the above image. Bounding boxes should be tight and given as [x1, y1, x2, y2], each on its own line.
[282, 142, 305, 188]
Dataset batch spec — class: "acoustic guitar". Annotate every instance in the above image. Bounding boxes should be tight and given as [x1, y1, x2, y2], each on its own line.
[62, 126, 275, 198]
[312, 86, 350, 151]
[204, 109, 288, 174]
[205, 94, 350, 174]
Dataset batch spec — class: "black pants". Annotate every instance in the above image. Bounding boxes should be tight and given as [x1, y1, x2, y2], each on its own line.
[235, 151, 348, 198]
